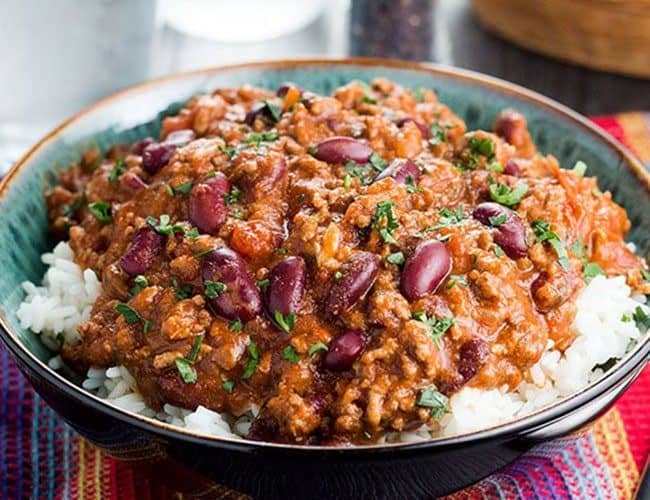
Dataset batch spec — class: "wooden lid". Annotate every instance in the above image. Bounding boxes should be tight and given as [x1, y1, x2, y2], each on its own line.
[471, 0, 650, 79]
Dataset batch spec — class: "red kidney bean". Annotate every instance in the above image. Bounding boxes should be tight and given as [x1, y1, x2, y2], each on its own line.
[472, 202, 528, 259]
[493, 109, 527, 146]
[276, 82, 303, 97]
[322, 329, 365, 371]
[373, 159, 420, 185]
[458, 338, 489, 381]
[120, 172, 147, 192]
[130, 137, 155, 155]
[326, 252, 379, 315]
[503, 159, 523, 177]
[202, 247, 262, 321]
[400, 240, 452, 301]
[311, 137, 373, 164]
[189, 173, 231, 235]
[396, 117, 430, 139]
[164, 129, 196, 146]
[266, 256, 307, 316]
[120, 226, 165, 275]
[244, 102, 267, 126]
[142, 142, 176, 174]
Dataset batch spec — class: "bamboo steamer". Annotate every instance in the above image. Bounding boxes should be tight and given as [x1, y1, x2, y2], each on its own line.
[471, 0, 650, 79]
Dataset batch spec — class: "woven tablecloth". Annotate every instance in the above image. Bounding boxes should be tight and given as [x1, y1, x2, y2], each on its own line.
[1, 114, 649, 499]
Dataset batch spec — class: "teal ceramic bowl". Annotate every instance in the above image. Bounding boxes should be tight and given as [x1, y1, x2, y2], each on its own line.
[1, 59, 649, 499]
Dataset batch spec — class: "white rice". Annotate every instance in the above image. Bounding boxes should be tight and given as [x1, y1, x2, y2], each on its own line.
[17, 241, 649, 443]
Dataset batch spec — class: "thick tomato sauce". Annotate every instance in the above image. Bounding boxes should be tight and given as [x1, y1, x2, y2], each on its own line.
[47, 79, 648, 444]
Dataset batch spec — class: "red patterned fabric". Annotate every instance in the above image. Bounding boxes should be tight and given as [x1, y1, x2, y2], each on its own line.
[1, 116, 648, 499]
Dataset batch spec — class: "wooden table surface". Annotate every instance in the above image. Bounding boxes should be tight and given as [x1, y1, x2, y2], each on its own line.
[153, 0, 649, 116]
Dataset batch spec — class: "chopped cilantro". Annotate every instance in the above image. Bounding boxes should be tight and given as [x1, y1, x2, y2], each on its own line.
[88, 202, 112, 224]
[488, 181, 529, 207]
[371, 200, 399, 245]
[231, 208, 245, 220]
[187, 334, 204, 362]
[257, 278, 270, 290]
[129, 275, 148, 297]
[532, 220, 570, 270]
[621, 314, 632, 323]
[633, 306, 650, 329]
[446, 274, 468, 289]
[175, 358, 197, 383]
[172, 277, 193, 300]
[62, 196, 85, 218]
[488, 161, 504, 173]
[468, 136, 496, 158]
[413, 312, 455, 348]
[263, 100, 282, 122]
[224, 186, 242, 205]
[108, 159, 125, 184]
[405, 175, 422, 193]
[415, 387, 448, 419]
[308, 342, 328, 356]
[274, 311, 296, 333]
[204, 280, 227, 299]
[171, 181, 193, 195]
[282, 345, 300, 363]
[229, 319, 243, 332]
[221, 380, 235, 393]
[583, 262, 605, 283]
[369, 152, 388, 172]
[493, 244, 505, 257]
[361, 95, 377, 105]
[220, 145, 237, 159]
[386, 251, 405, 266]
[429, 124, 447, 145]
[573, 160, 588, 177]
[641, 269, 650, 282]
[345, 160, 374, 185]
[245, 131, 279, 146]
[488, 213, 507, 227]
[241, 341, 260, 379]
[412, 87, 426, 102]
[115, 303, 150, 332]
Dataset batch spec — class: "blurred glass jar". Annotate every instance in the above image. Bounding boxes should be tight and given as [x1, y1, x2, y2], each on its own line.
[0, 0, 156, 171]
[158, 0, 326, 42]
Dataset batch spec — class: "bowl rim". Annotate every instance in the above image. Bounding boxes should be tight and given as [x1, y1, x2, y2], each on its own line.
[0, 56, 649, 455]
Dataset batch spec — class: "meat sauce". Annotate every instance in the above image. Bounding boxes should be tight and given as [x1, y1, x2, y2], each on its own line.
[47, 79, 649, 445]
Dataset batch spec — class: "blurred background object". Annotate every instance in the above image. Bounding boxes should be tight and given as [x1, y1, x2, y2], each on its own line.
[0, 0, 157, 172]
[472, 0, 650, 79]
[2, 0, 650, 173]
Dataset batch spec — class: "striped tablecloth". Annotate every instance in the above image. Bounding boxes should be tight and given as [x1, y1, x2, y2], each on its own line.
[1, 114, 649, 499]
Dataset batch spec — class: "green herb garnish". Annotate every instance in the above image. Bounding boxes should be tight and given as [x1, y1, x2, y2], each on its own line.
[369, 152, 388, 172]
[308, 342, 328, 356]
[573, 160, 588, 177]
[115, 303, 150, 332]
[429, 124, 447, 146]
[223, 186, 242, 205]
[468, 136, 495, 158]
[175, 358, 197, 383]
[62, 196, 85, 219]
[405, 175, 422, 193]
[386, 252, 405, 266]
[532, 220, 570, 270]
[274, 311, 296, 333]
[493, 244, 505, 257]
[282, 345, 300, 363]
[172, 277, 193, 300]
[88, 202, 112, 224]
[488, 213, 507, 227]
[361, 95, 377, 105]
[633, 306, 650, 329]
[583, 262, 605, 283]
[220, 145, 238, 159]
[343, 174, 352, 190]
[221, 380, 235, 393]
[264, 100, 282, 122]
[257, 278, 270, 290]
[446, 274, 467, 289]
[171, 181, 193, 195]
[187, 334, 204, 362]
[413, 312, 455, 348]
[488, 161, 504, 173]
[245, 131, 279, 146]
[488, 181, 529, 207]
[415, 387, 448, 419]
[371, 200, 399, 245]
[204, 280, 227, 299]
[241, 341, 260, 379]
[108, 159, 125, 184]
[129, 275, 148, 297]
